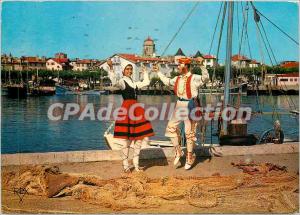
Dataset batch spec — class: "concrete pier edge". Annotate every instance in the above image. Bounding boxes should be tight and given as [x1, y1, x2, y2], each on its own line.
[1, 142, 298, 166]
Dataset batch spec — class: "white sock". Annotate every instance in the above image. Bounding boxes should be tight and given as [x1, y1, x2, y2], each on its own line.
[120, 141, 130, 170]
[133, 140, 142, 169]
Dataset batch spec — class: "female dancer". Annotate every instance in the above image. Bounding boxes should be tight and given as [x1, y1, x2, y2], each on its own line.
[107, 59, 154, 172]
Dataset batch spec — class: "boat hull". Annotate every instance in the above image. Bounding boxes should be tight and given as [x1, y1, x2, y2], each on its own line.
[7, 85, 27, 98]
[219, 134, 257, 146]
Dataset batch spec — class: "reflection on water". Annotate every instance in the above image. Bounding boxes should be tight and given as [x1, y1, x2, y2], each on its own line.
[1, 94, 299, 154]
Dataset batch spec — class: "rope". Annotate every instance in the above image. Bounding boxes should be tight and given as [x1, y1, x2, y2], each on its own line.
[253, 11, 280, 120]
[255, 8, 299, 46]
[259, 21, 278, 65]
[256, 22, 274, 66]
[212, 2, 227, 86]
[161, 2, 199, 56]
[208, 2, 224, 55]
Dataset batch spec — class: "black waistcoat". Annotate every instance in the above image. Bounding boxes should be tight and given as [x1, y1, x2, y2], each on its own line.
[121, 80, 137, 100]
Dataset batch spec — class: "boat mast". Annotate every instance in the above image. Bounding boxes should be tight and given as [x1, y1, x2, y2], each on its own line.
[223, 2, 234, 135]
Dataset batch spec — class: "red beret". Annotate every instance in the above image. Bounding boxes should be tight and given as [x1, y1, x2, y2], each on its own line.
[178, 57, 192, 65]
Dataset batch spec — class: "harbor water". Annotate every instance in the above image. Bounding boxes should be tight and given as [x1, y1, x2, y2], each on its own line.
[2, 94, 299, 154]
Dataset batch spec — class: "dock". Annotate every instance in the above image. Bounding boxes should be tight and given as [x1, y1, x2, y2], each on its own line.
[2, 142, 298, 166]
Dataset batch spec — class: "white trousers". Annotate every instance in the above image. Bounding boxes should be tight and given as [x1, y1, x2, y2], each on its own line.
[118, 138, 145, 170]
[165, 100, 198, 153]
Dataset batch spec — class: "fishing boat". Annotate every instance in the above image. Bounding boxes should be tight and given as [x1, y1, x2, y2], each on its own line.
[7, 84, 28, 98]
[199, 82, 247, 94]
[55, 85, 107, 96]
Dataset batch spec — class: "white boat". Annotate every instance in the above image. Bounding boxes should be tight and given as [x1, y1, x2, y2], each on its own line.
[103, 122, 174, 150]
[56, 85, 107, 96]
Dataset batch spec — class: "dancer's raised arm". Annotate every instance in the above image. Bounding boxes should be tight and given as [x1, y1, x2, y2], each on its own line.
[107, 59, 126, 90]
[193, 65, 210, 88]
[136, 65, 150, 89]
[152, 64, 177, 86]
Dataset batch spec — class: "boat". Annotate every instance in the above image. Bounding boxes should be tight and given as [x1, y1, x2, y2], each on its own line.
[199, 82, 247, 94]
[56, 85, 106, 96]
[7, 84, 28, 98]
[28, 79, 56, 96]
[104, 122, 174, 150]
[1, 87, 8, 96]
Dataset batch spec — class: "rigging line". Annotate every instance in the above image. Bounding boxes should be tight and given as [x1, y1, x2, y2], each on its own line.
[257, 10, 299, 46]
[236, 2, 240, 43]
[256, 22, 274, 66]
[259, 21, 278, 65]
[237, 1, 248, 78]
[161, 2, 199, 57]
[238, 2, 246, 56]
[258, 26, 298, 112]
[211, 2, 227, 92]
[208, 2, 224, 55]
[243, 2, 253, 59]
[250, 1, 299, 46]
[254, 18, 279, 120]
[244, 2, 263, 116]
[215, 2, 228, 86]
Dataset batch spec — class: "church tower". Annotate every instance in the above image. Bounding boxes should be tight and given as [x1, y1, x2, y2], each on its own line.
[143, 36, 155, 57]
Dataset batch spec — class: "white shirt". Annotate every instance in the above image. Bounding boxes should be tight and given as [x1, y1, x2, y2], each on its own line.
[108, 68, 150, 90]
[157, 66, 209, 99]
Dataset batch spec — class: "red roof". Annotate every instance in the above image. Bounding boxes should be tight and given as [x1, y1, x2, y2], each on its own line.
[232, 54, 250, 62]
[21, 56, 45, 63]
[77, 59, 92, 64]
[250, 60, 260, 64]
[203, 55, 216, 59]
[53, 58, 69, 64]
[276, 73, 299, 78]
[144, 36, 153, 42]
[280, 61, 299, 68]
[118, 53, 161, 63]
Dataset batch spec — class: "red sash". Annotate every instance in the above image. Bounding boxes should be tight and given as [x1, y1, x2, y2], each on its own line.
[174, 75, 193, 99]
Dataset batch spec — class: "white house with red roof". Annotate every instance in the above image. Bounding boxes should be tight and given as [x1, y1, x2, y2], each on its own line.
[249, 60, 261, 68]
[280, 61, 299, 69]
[276, 73, 299, 86]
[202, 54, 217, 68]
[70, 59, 101, 71]
[231, 54, 252, 68]
[46, 53, 72, 71]
[99, 53, 175, 81]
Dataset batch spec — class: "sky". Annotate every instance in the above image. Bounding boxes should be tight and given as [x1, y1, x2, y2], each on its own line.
[1, 1, 299, 64]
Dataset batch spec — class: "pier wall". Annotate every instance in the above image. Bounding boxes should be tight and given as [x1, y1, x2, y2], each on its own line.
[1, 143, 298, 166]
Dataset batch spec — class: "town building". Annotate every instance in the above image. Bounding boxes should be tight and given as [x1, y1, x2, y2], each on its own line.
[143, 36, 156, 57]
[203, 54, 217, 68]
[1, 54, 47, 71]
[99, 53, 175, 81]
[264, 73, 299, 87]
[231, 54, 252, 68]
[280, 61, 299, 69]
[46, 53, 72, 71]
[70, 59, 101, 71]
[249, 60, 261, 68]
[174, 48, 186, 64]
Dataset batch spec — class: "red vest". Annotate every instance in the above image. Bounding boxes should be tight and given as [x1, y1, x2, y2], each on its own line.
[174, 75, 193, 99]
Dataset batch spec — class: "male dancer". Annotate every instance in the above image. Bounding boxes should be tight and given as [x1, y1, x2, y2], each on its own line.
[153, 57, 209, 170]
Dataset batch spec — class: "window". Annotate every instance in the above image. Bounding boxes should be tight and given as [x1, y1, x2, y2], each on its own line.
[279, 78, 288, 82]
[290, 78, 293, 81]
[294, 78, 298, 82]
